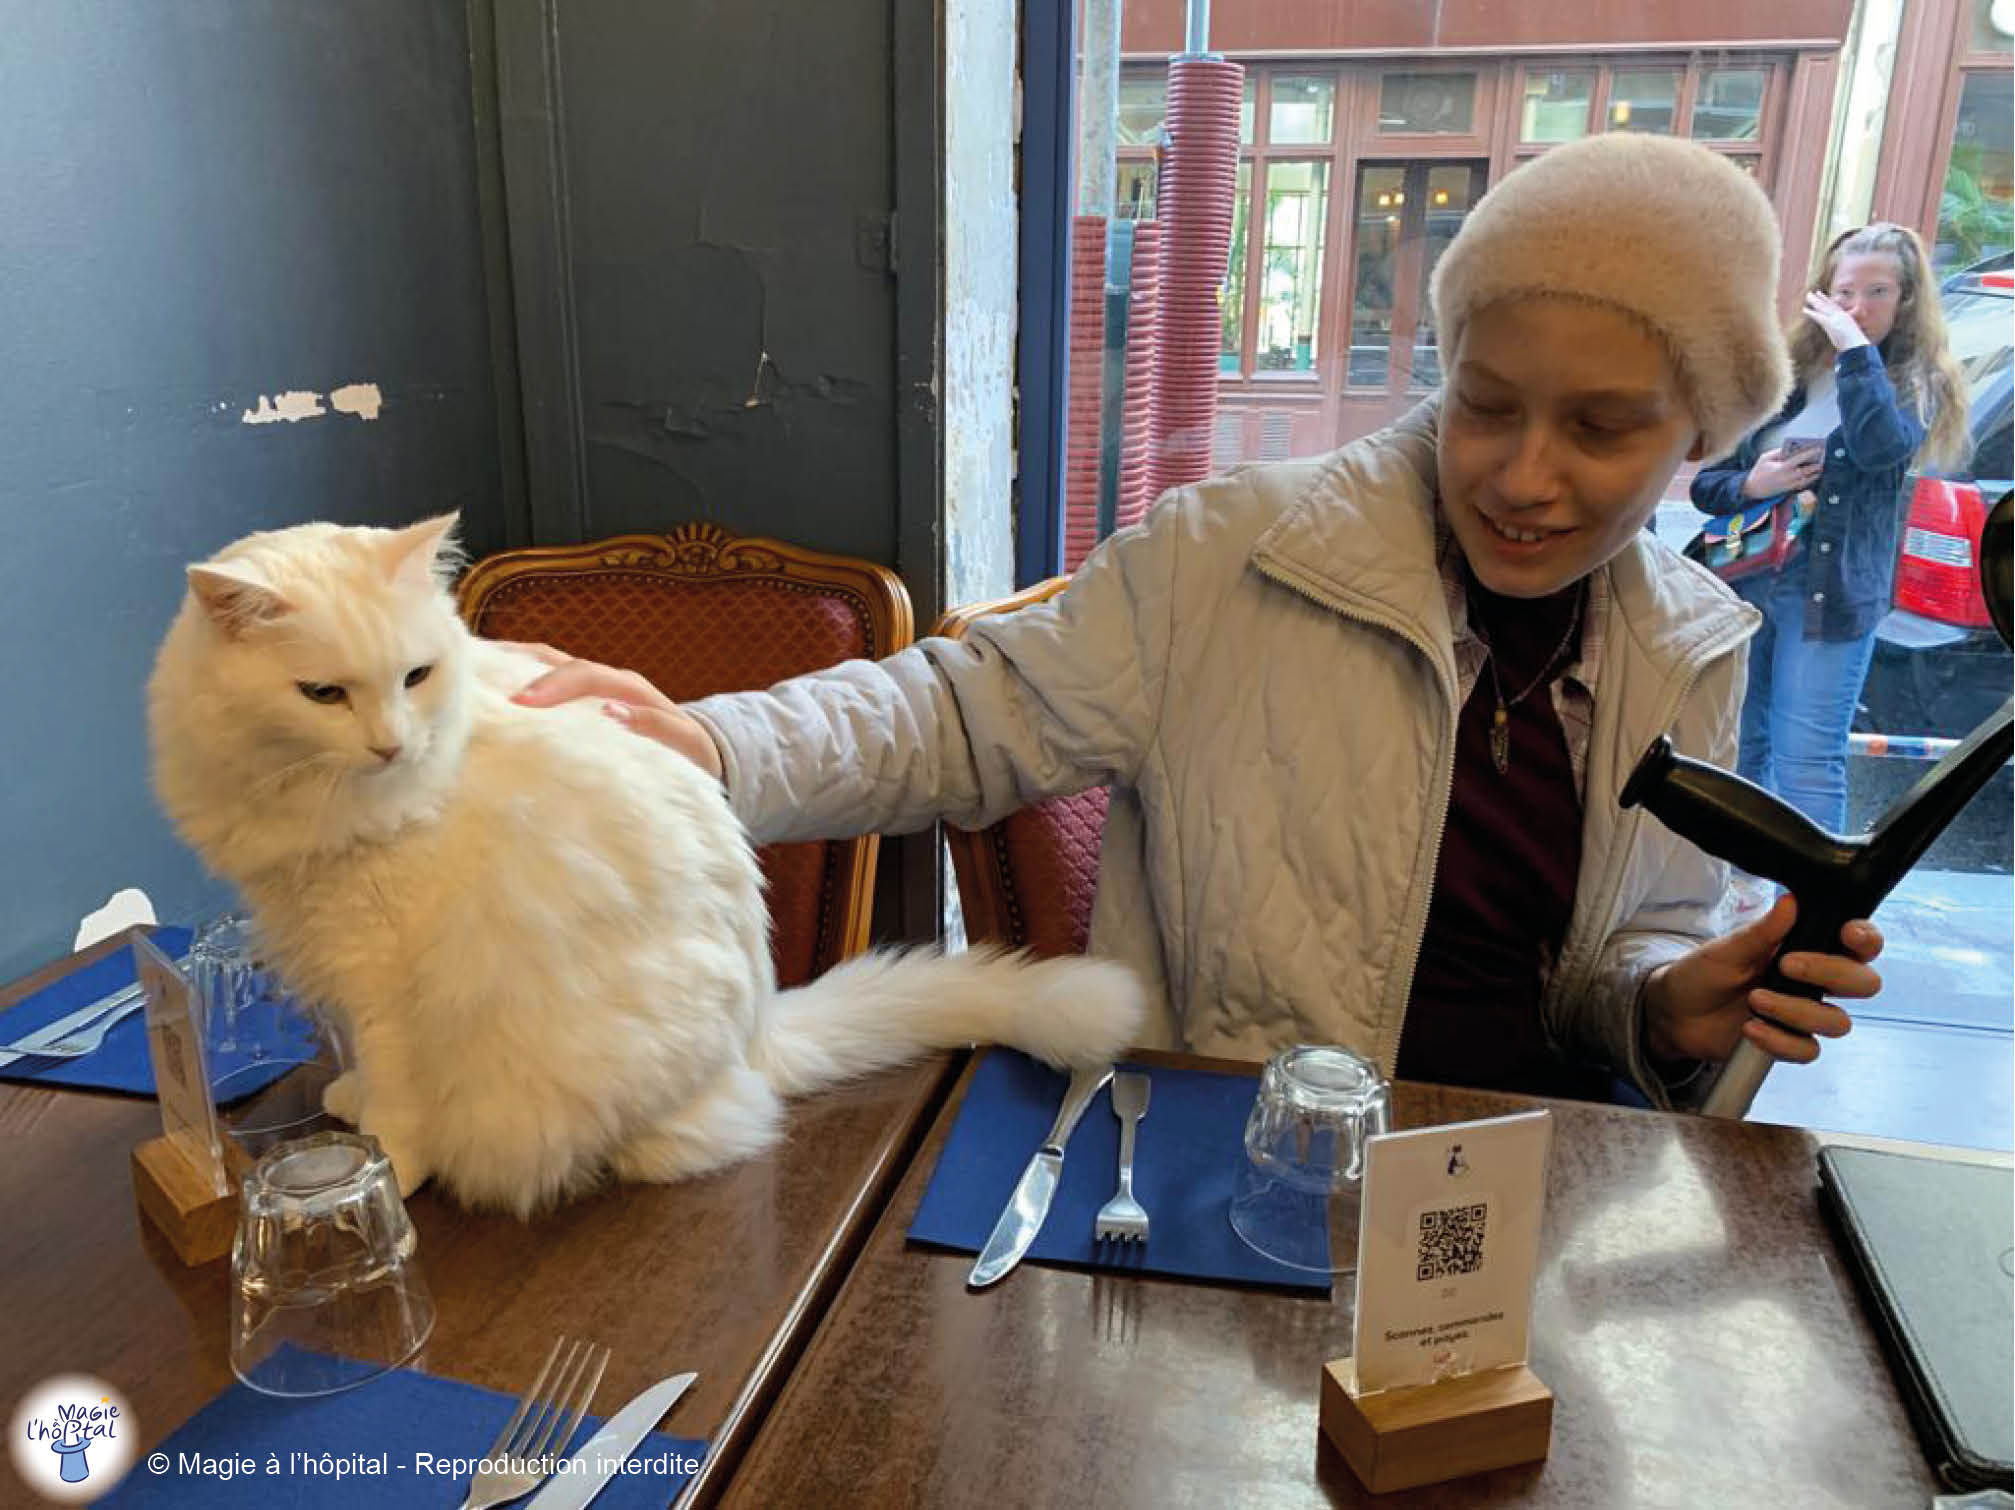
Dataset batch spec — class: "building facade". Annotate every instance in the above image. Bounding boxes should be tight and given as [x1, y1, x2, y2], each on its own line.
[1099, 0, 2012, 464]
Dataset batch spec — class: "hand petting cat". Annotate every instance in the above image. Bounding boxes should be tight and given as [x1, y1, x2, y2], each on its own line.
[148, 521, 1144, 1215]
[505, 644, 725, 781]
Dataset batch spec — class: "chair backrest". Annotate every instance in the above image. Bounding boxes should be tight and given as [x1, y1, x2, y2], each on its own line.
[458, 523, 913, 987]
[936, 579, 1111, 957]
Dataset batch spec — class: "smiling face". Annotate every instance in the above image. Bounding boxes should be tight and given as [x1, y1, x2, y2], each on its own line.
[1437, 298, 1704, 599]
[1826, 250, 1905, 348]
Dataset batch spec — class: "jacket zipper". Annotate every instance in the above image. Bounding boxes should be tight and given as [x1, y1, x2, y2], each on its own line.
[1250, 551, 1458, 1079]
[1258, 548, 1756, 1085]
[1542, 613, 1757, 1047]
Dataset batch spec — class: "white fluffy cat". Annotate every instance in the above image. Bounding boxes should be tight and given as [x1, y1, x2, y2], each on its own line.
[148, 515, 1142, 1215]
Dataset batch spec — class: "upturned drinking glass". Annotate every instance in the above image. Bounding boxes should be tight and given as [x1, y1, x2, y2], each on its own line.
[188, 912, 345, 1154]
[1229, 1044, 1392, 1276]
[229, 1132, 435, 1397]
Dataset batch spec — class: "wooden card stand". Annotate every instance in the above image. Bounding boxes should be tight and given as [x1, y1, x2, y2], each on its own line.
[1320, 1356, 1553, 1494]
[131, 1135, 246, 1267]
[127, 932, 253, 1267]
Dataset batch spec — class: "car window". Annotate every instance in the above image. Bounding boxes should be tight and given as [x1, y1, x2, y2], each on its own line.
[1936, 287, 2014, 481]
[1943, 290, 2014, 381]
[1974, 397, 2012, 481]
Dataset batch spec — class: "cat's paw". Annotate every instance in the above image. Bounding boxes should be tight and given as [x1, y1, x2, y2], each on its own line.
[321, 1071, 364, 1125]
[384, 1146, 429, 1200]
[365, 1130, 429, 1198]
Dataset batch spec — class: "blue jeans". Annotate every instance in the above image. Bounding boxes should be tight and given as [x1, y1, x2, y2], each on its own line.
[1734, 563, 1877, 834]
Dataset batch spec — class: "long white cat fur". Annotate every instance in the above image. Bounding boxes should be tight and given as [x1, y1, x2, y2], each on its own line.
[148, 515, 1143, 1214]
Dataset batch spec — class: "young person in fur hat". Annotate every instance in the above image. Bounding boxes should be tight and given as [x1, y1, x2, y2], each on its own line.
[516, 133, 1886, 1107]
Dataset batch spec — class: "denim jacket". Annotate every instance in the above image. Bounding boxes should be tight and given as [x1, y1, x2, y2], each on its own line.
[1691, 344, 1926, 641]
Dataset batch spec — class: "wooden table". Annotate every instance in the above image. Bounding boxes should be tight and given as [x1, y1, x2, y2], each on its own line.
[0, 932, 958, 1509]
[720, 1049, 1999, 1510]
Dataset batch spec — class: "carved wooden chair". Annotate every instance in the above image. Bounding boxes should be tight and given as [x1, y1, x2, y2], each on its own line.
[457, 523, 913, 986]
[936, 579, 1111, 957]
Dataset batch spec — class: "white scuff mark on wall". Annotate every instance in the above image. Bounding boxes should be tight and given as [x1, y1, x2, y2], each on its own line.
[241, 390, 328, 425]
[236, 383, 382, 425]
[329, 382, 384, 420]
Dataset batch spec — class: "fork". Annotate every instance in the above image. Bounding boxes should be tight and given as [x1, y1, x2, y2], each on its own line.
[1093, 1071, 1152, 1252]
[0, 997, 149, 1063]
[0, 938, 198, 1067]
[459, 1336, 611, 1510]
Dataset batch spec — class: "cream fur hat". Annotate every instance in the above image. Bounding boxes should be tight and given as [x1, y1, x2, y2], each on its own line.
[1430, 133, 1791, 460]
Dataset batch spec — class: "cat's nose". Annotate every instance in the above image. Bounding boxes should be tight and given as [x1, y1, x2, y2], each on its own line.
[369, 744, 403, 764]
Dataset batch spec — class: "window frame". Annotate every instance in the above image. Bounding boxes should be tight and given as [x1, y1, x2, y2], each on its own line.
[1924, 63, 2015, 262]
[1200, 66, 1343, 389]
[1091, 48, 1799, 485]
[1509, 53, 1785, 183]
[1360, 63, 1498, 152]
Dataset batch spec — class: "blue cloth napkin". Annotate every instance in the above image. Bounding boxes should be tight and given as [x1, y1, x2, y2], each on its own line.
[101, 1358, 708, 1507]
[0, 928, 310, 1100]
[908, 1050, 1329, 1293]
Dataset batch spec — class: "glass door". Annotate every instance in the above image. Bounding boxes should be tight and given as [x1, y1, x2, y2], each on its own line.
[1346, 158, 1488, 399]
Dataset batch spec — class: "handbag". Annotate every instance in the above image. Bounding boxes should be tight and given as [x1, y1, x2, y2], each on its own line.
[1684, 490, 1816, 583]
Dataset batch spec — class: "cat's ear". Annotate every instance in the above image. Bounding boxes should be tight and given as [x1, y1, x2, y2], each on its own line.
[187, 562, 293, 637]
[384, 513, 462, 590]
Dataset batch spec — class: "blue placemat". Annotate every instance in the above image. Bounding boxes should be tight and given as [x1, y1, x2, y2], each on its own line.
[101, 1357, 707, 1506]
[908, 1050, 1328, 1293]
[0, 928, 311, 1100]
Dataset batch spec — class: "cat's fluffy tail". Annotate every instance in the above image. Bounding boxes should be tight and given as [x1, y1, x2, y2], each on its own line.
[752, 947, 1145, 1098]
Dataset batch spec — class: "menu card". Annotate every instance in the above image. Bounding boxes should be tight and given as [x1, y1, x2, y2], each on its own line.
[135, 931, 230, 1198]
[1351, 1110, 1551, 1393]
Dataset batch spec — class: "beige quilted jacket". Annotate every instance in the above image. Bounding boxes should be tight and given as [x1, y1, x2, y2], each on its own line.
[691, 404, 1760, 1105]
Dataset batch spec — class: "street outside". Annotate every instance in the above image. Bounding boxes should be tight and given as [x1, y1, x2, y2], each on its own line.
[1652, 499, 2013, 1149]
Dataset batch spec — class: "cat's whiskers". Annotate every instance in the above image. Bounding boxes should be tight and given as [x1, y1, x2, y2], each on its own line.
[243, 749, 345, 805]
[366, 876, 401, 930]
[286, 760, 351, 895]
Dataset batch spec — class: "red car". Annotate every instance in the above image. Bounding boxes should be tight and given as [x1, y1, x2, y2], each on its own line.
[1857, 256, 2014, 740]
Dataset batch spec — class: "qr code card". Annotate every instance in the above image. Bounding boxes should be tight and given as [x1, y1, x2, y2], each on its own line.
[1351, 1110, 1550, 1393]
[1413, 1199, 1491, 1282]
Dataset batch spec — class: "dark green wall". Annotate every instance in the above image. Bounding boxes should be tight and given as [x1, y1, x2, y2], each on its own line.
[501, 0, 930, 569]
[0, 2, 507, 980]
[500, 0, 943, 940]
[0, 0, 942, 982]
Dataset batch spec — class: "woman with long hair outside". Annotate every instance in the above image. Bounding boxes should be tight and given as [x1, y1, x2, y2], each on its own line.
[1693, 222, 1971, 837]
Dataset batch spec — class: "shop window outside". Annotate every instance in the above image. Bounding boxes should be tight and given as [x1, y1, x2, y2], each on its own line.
[1521, 69, 1594, 143]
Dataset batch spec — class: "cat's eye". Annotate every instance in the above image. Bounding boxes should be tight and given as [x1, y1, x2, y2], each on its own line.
[297, 682, 348, 706]
[404, 665, 434, 689]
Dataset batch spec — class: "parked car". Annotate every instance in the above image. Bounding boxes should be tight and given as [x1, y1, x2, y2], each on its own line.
[1856, 254, 2015, 740]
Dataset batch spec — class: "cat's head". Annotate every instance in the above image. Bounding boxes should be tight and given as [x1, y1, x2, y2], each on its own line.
[152, 515, 474, 833]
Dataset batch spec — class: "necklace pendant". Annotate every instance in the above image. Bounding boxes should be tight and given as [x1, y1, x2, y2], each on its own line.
[1490, 703, 1510, 774]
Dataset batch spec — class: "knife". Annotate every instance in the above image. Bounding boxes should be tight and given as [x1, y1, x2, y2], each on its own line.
[0, 945, 192, 1071]
[523, 1371, 698, 1510]
[0, 988, 149, 1070]
[967, 1063, 1115, 1288]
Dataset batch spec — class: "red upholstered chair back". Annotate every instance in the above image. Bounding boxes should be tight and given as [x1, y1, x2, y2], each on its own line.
[936, 580, 1111, 957]
[457, 524, 913, 986]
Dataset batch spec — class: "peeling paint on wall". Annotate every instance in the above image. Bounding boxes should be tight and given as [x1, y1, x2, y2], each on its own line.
[330, 382, 384, 419]
[238, 382, 384, 424]
[241, 390, 327, 424]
